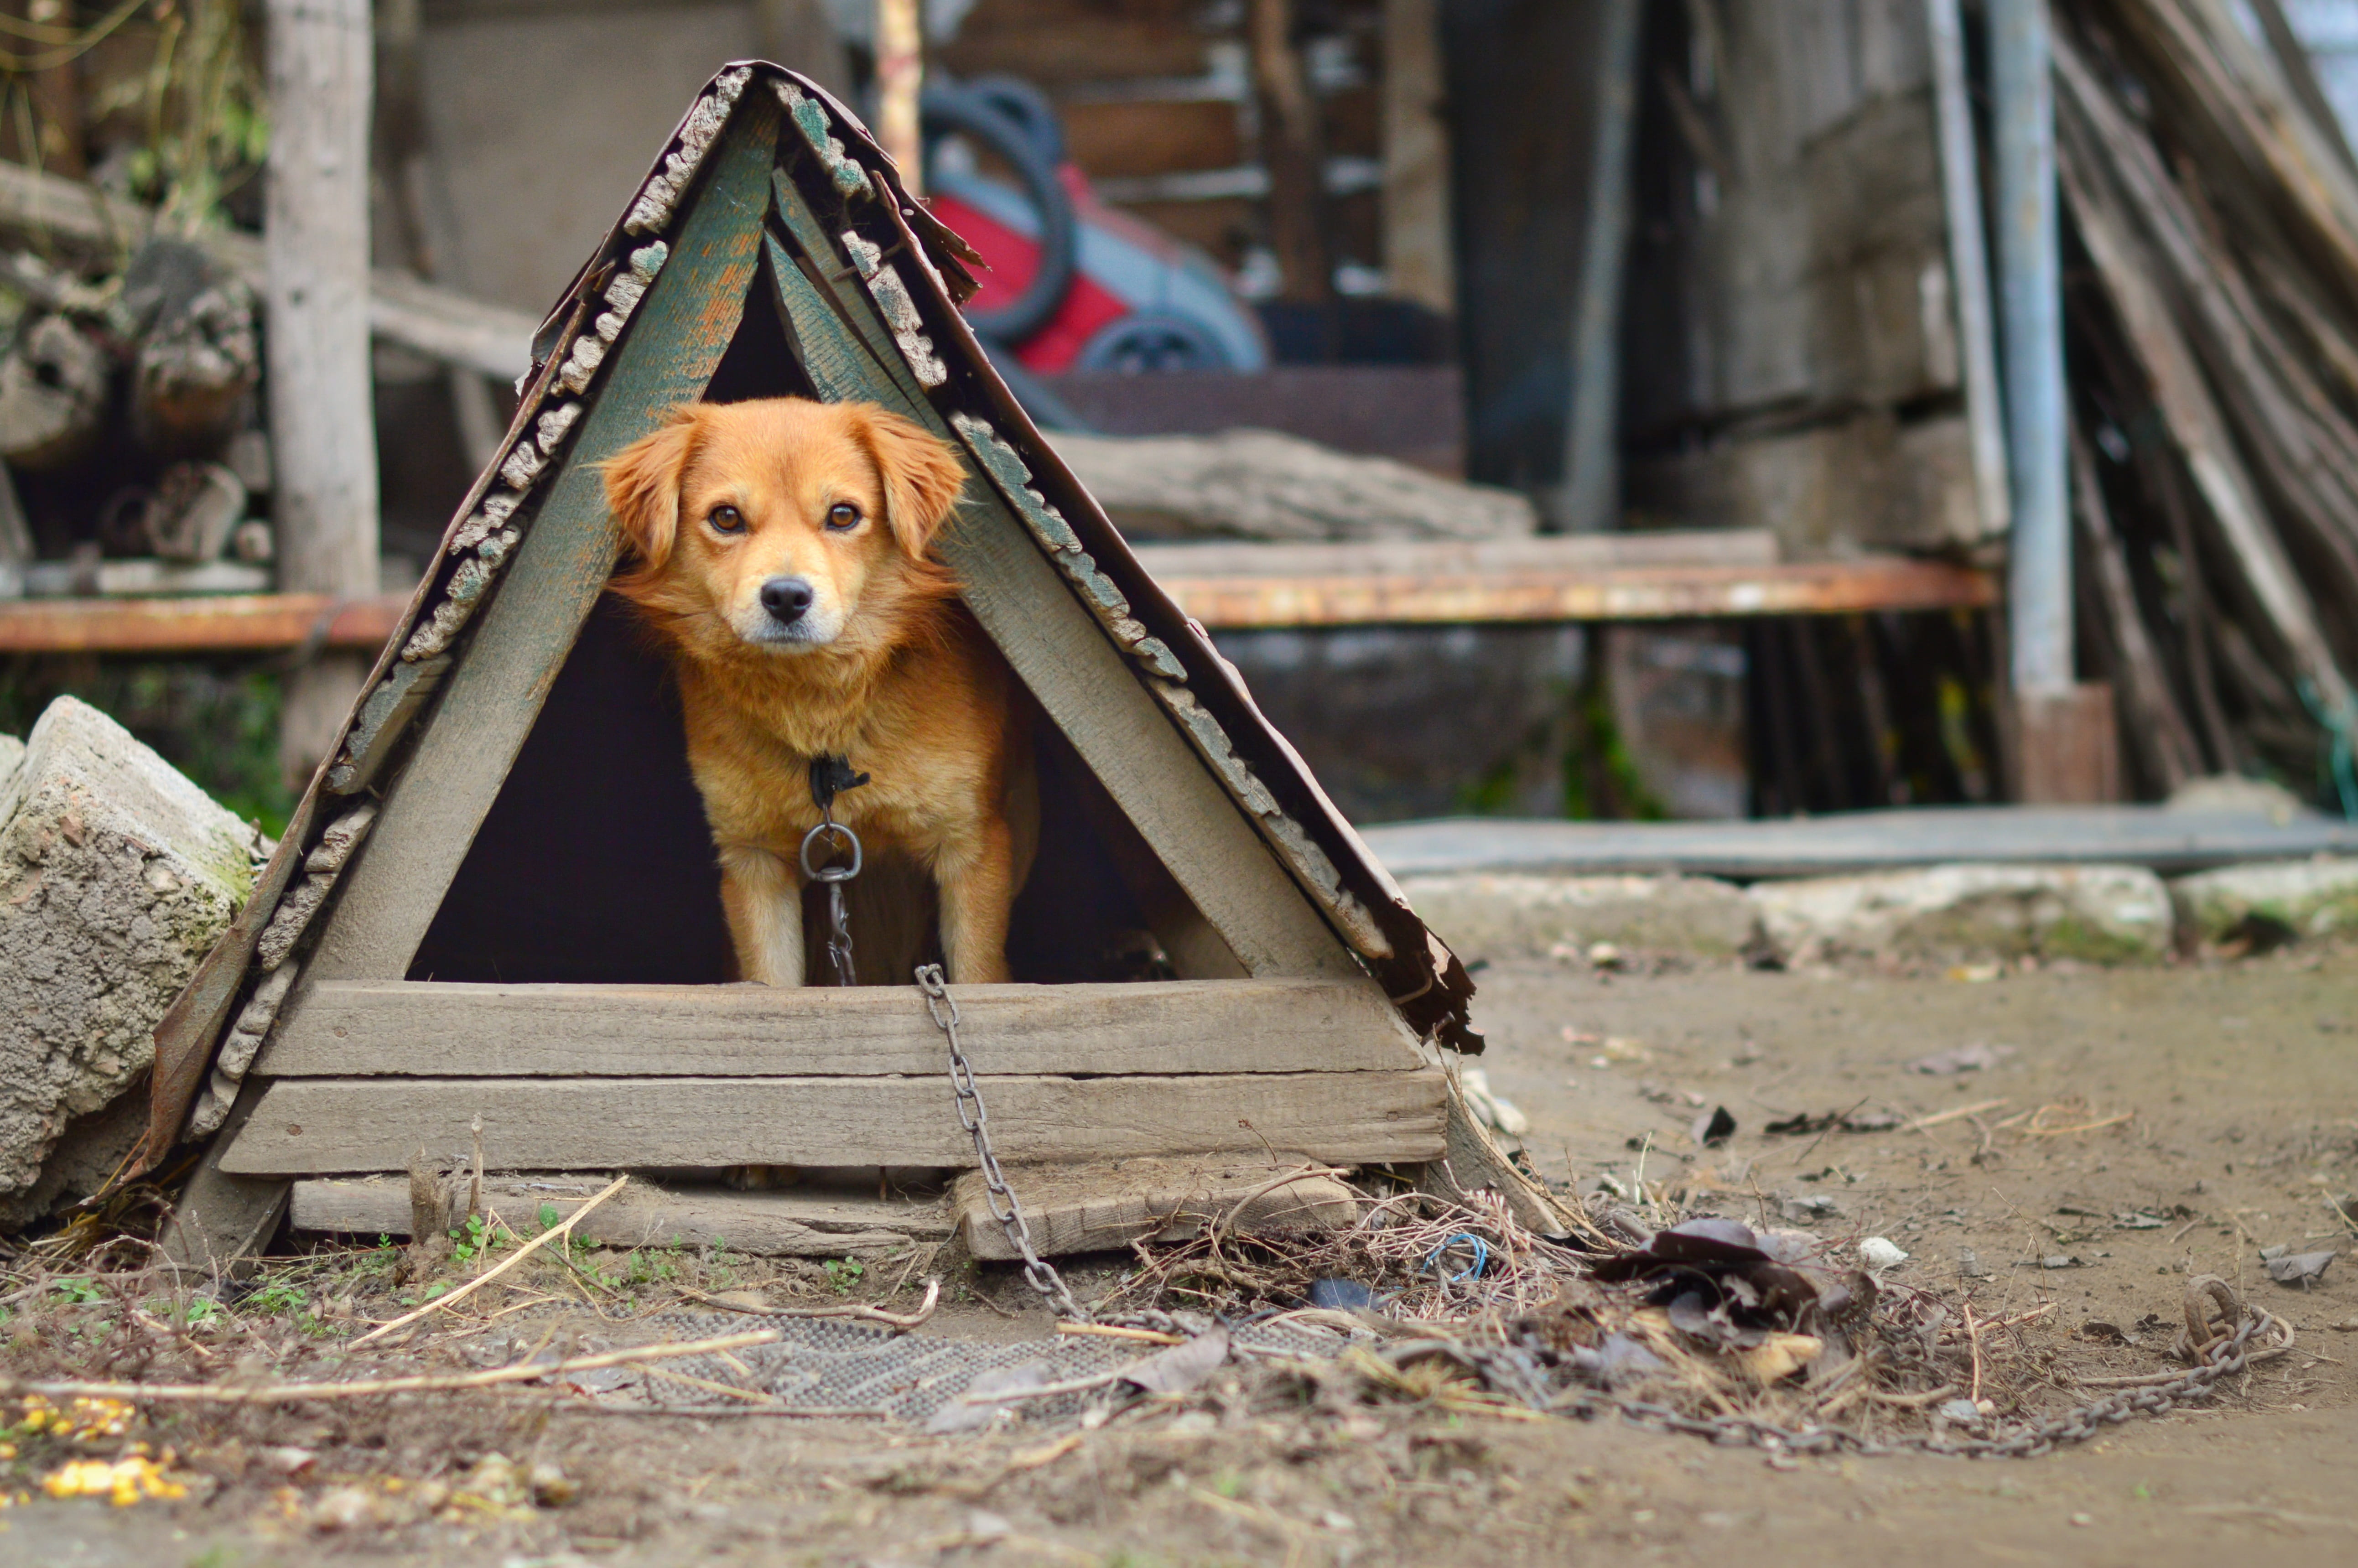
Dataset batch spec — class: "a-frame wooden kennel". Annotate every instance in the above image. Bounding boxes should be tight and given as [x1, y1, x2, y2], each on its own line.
[138, 65, 1515, 1267]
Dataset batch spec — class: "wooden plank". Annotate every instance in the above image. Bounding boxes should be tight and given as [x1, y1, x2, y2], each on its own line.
[292, 1174, 950, 1256]
[762, 219, 1363, 982]
[953, 1154, 1358, 1260]
[1149, 557, 1996, 629]
[157, 1083, 289, 1277]
[0, 550, 1979, 653]
[1360, 805, 2358, 881]
[0, 594, 406, 654]
[219, 1070, 1450, 1175]
[257, 977, 1422, 1078]
[304, 99, 779, 984]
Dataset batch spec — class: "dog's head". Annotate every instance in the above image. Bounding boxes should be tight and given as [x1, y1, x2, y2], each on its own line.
[602, 397, 967, 658]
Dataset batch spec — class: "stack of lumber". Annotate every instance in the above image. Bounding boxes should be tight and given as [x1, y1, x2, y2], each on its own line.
[2056, 0, 2358, 806]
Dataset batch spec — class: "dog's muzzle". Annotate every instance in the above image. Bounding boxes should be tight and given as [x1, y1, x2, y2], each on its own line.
[759, 575, 815, 625]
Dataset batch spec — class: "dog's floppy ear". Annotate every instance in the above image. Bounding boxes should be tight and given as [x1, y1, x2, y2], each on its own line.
[851, 404, 967, 558]
[602, 405, 701, 572]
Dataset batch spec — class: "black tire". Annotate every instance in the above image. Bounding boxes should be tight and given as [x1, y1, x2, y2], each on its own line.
[1076, 311, 1236, 373]
[921, 83, 1078, 345]
[961, 75, 1066, 166]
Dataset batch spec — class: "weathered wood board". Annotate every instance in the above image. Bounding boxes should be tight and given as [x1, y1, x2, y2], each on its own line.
[291, 1174, 950, 1256]
[220, 1070, 1450, 1175]
[954, 1154, 1360, 1260]
[257, 978, 1422, 1078]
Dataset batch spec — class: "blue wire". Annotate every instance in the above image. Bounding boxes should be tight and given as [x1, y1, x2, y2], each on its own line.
[2297, 679, 2358, 821]
[1423, 1233, 1489, 1283]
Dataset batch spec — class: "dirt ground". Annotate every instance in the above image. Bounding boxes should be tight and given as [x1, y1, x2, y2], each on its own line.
[7, 945, 2358, 1568]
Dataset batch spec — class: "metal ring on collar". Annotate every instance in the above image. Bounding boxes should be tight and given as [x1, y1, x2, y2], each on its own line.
[799, 820, 862, 882]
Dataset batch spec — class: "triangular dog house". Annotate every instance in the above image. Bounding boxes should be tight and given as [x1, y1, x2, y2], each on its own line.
[138, 65, 1502, 1267]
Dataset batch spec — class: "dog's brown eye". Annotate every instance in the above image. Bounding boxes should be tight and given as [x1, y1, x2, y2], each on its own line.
[707, 506, 745, 535]
[826, 503, 862, 532]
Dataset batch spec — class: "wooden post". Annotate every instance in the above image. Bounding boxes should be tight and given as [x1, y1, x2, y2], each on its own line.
[267, 0, 379, 788]
[1926, 0, 2011, 544]
[874, 0, 923, 197]
[1380, 0, 1454, 318]
[1250, 0, 1332, 305]
[1558, 0, 1642, 534]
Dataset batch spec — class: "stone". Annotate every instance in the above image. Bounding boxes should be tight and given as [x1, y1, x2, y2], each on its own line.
[1746, 863, 2173, 965]
[2169, 857, 2358, 945]
[0, 1094, 146, 1232]
[1398, 872, 1761, 961]
[0, 697, 265, 1210]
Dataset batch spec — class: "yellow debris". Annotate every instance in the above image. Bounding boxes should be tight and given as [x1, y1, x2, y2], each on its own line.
[38, 1454, 187, 1506]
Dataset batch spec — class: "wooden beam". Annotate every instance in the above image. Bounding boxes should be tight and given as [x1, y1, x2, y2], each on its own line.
[1144, 556, 1996, 629]
[0, 594, 406, 654]
[156, 1083, 289, 1276]
[303, 100, 779, 984]
[953, 1154, 1358, 1259]
[292, 1174, 950, 1256]
[218, 1069, 1451, 1174]
[257, 977, 1423, 1079]
[0, 554, 1990, 654]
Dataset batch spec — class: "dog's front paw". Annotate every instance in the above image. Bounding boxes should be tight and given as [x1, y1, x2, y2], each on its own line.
[722, 1164, 801, 1191]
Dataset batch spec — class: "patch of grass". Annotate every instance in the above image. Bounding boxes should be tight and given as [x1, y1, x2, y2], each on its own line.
[824, 1257, 865, 1295]
[0, 661, 293, 837]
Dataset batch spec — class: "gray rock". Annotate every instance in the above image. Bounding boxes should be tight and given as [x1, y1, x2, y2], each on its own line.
[1398, 872, 1760, 961]
[1747, 863, 2173, 964]
[2170, 856, 2358, 945]
[0, 697, 265, 1209]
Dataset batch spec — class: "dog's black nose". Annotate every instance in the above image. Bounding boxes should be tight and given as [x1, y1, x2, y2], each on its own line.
[759, 576, 815, 625]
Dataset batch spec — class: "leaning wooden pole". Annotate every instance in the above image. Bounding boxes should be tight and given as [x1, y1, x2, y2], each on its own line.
[1926, 0, 2011, 544]
[266, 0, 380, 788]
[1992, 0, 2066, 697]
[1559, 0, 1643, 535]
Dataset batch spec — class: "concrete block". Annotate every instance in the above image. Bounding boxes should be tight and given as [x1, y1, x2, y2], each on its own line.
[2170, 857, 2358, 945]
[1400, 872, 1760, 961]
[1748, 863, 2173, 964]
[0, 697, 265, 1207]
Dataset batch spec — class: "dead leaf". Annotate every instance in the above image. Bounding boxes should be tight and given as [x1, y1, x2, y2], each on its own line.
[1735, 1333, 1821, 1383]
[2265, 1251, 2336, 1286]
[1122, 1324, 1230, 1396]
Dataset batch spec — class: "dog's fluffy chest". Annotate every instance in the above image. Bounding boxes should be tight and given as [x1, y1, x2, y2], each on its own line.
[676, 633, 1012, 865]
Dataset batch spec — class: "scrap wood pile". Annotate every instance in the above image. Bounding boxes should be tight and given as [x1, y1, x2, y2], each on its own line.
[0, 235, 270, 594]
[2056, 0, 2358, 808]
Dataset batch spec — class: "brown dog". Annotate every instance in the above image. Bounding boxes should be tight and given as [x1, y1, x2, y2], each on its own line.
[603, 396, 1034, 986]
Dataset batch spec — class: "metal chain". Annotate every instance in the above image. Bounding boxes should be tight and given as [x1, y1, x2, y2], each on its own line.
[798, 816, 862, 987]
[916, 963, 1089, 1321]
[1549, 1303, 2275, 1460]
